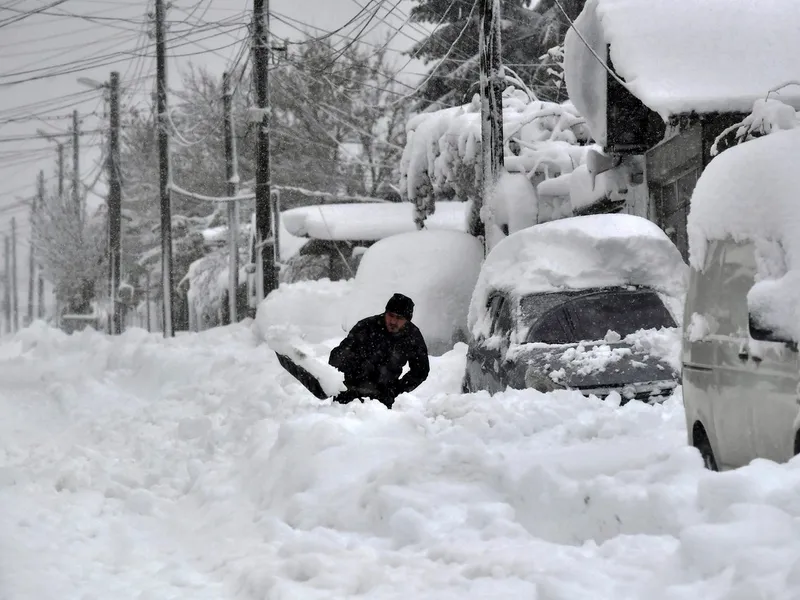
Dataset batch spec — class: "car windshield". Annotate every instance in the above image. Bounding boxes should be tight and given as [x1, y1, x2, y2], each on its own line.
[522, 289, 676, 344]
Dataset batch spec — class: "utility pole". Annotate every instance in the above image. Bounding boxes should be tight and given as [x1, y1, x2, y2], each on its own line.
[2, 236, 9, 333]
[145, 271, 151, 332]
[57, 143, 65, 198]
[108, 71, 122, 335]
[37, 276, 44, 320]
[223, 71, 239, 324]
[27, 171, 44, 325]
[72, 110, 81, 222]
[477, 0, 504, 251]
[155, 0, 174, 337]
[253, 0, 277, 302]
[10, 217, 18, 332]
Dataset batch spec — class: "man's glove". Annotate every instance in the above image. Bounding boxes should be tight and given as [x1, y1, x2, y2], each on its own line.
[384, 382, 404, 402]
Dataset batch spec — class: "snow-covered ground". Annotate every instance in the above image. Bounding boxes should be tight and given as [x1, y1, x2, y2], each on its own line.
[3, 281, 800, 599]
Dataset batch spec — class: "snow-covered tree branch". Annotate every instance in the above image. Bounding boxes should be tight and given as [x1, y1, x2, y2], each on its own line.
[31, 192, 107, 314]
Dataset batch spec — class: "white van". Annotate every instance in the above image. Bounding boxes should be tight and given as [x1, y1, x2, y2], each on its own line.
[682, 128, 800, 471]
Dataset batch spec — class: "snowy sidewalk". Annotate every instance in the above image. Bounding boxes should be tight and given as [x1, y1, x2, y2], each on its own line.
[2, 313, 800, 598]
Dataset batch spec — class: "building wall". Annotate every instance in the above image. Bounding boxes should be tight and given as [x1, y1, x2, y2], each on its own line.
[643, 114, 747, 261]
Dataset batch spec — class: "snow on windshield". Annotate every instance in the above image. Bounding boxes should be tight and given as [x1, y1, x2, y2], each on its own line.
[469, 214, 687, 339]
[281, 201, 468, 241]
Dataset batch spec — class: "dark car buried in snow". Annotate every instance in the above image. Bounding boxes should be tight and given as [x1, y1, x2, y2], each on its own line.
[462, 286, 679, 402]
[461, 214, 687, 403]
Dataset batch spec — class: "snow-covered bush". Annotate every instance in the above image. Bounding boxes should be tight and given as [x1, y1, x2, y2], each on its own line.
[184, 251, 228, 330]
[398, 86, 592, 246]
[711, 97, 800, 156]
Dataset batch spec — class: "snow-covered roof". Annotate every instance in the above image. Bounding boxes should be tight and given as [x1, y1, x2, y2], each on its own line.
[281, 201, 467, 241]
[566, 0, 800, 144]
[468, 213, 687, 335]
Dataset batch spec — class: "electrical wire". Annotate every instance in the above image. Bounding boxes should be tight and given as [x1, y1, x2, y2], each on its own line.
[0, 0, 69, 28]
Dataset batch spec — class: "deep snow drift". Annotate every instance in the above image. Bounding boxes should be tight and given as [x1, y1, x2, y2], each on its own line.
[3, 281, 800, 599]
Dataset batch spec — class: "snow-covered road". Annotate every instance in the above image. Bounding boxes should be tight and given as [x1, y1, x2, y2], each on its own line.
[3, 284, 800, 599]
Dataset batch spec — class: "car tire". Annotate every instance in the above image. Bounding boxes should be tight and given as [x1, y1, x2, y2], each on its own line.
[794, 431, 800, 457]
[693, 425, 719, 471]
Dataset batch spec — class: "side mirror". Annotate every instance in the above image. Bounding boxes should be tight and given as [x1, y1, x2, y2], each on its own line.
[749, 314, 798, 351]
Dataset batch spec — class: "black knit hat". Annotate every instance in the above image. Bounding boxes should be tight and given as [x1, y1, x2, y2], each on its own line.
[385, 293, 414, 320]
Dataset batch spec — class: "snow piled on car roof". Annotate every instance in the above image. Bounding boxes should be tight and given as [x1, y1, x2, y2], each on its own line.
[468, 214, 687, 336]
[688, 127, 800, 342]
[281, 201, 468, 241]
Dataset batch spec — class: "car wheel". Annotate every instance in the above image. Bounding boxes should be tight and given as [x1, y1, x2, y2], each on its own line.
[693, 424, 718, 471]
[794, 431, 800, 457]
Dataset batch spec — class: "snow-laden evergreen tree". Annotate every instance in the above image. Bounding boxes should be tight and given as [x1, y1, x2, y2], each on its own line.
[408, 0, 586, 108]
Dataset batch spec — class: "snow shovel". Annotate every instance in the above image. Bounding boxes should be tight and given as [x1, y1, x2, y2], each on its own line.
[275, 352, 330, 400]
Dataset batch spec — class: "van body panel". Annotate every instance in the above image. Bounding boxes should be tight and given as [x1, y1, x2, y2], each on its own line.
[683, 237, 800, 469]
[748, 343, 800, 463]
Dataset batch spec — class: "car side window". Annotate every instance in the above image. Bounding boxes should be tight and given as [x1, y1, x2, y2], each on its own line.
[526, 307, 572, 344]
[488, 294, 513, 338]
[714, 239, 757, 337]
[685, 240, 724, 328]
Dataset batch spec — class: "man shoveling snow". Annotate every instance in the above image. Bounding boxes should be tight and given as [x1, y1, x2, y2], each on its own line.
[271, 293, 430, 408]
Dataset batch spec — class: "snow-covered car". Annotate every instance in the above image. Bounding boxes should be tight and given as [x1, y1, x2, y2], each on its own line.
[278, 201, 469, 286]
[683, 127, 800, 470]
[462, 214, 688, 402]
[343, 229, 484, 356]
[280, 239, 369, 284]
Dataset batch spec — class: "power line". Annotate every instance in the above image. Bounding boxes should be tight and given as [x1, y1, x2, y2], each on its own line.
[0, 0, 69, 28]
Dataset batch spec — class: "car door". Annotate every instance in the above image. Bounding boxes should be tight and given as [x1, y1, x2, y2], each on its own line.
[748, 335, 800, 463]
[470, 292, 514, 394]
[741, 241, 800, 463]
[466, 293, 507, 393]
[683, 241, 728, 463]
[710, 239, 759, 468]
[509, 306, 574, 390]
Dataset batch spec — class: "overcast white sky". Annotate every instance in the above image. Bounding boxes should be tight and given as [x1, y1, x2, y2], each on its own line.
[0, 0, 424, 318]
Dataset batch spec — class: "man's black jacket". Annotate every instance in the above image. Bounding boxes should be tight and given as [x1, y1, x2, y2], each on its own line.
[328, 314, 430, 401]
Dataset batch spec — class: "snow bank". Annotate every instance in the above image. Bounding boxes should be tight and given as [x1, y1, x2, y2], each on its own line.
[255, 278, 354, 343]
[8, 288, 800, 598]
[566, 0, 800, 139]
[343, 230, 484, 356]
[469, 214, 687, 337]
[281, 201, 468, 241]
[688, 127, 800, 341]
